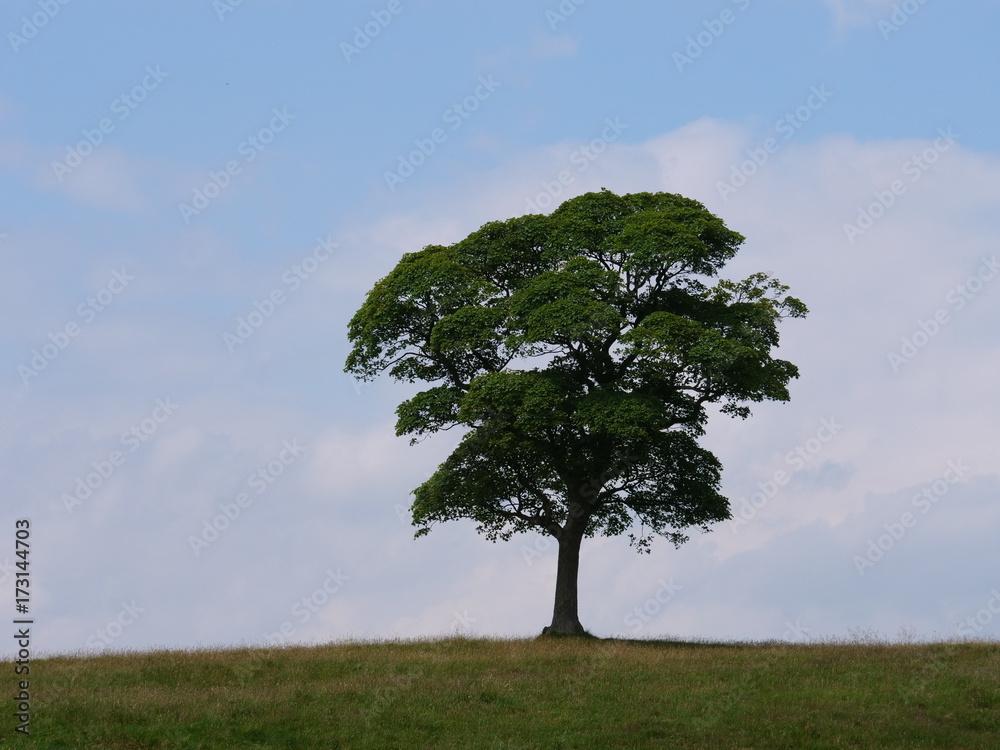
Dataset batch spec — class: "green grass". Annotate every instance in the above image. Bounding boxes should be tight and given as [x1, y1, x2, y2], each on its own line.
[4, 636, 1000, 749]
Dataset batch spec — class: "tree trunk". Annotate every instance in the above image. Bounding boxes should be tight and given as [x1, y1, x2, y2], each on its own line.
[544, 517, 587, 635]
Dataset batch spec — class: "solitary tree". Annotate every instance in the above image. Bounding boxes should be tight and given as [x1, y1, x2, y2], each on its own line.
[345, 190, 806, 635]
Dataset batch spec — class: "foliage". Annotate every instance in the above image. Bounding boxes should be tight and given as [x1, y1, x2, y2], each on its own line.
[346, 190, 806, 553]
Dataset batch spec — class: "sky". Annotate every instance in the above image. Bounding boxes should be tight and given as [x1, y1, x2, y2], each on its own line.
[2, 0, 999, 657]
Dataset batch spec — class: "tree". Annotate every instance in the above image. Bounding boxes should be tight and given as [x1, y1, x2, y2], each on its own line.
[345, 189, 807, 635]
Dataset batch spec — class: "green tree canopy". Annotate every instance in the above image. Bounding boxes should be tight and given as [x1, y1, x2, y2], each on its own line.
[346, 189, 807, 634]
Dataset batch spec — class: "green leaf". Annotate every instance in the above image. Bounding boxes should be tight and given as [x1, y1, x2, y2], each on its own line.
[345, 189, 806, 552]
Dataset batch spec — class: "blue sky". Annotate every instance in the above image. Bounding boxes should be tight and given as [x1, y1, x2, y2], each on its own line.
[2, 0, 1000, 656]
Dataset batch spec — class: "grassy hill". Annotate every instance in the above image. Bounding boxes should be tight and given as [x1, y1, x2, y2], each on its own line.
[5, 636, 999, 748]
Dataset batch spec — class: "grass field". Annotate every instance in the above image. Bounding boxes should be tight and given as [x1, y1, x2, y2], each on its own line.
[4, 636, 999, 749]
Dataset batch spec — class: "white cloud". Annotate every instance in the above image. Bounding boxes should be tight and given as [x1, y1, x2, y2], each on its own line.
[317, 118, 1000, 640]
[5, 117, 1000, 656]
